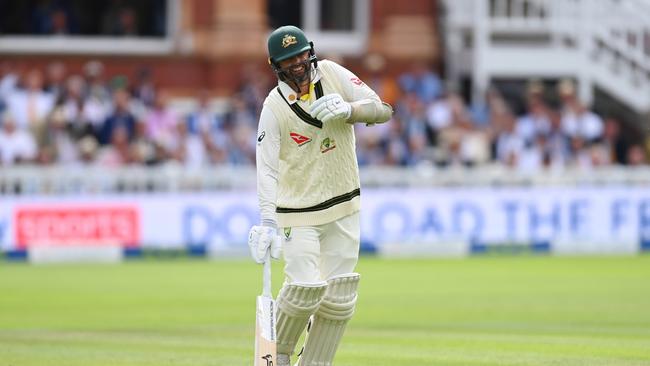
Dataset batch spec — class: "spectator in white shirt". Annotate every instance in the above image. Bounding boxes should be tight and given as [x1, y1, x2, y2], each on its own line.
[6, 69, 55, 142]
[0, 112, 37, 165]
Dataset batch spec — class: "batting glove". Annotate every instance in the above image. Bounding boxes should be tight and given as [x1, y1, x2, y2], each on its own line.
[247, 225, 282, 264]
[310, 93, 352, 124]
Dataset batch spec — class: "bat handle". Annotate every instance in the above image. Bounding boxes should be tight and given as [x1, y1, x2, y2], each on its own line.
[262, 251, 272, 298]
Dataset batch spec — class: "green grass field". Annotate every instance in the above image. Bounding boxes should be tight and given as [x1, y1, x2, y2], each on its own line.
[1, 256, 649, 366]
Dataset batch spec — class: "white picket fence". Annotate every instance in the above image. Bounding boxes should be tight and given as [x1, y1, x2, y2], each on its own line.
[2, 164, 650, 195]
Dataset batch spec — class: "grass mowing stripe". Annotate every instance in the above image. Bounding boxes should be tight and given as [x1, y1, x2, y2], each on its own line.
[0, 256, 649, 365]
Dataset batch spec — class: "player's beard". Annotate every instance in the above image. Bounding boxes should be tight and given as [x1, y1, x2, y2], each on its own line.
[280, 59, 312, 92]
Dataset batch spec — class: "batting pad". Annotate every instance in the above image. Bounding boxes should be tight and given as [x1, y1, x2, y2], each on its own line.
[276, 281, 328, 355]
[297, 273, 360, 366]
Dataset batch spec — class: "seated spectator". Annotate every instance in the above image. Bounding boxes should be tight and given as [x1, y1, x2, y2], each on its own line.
[398, 62, 442, 104]
[561, 103, 604, 143]
[41, 102, 78, 165]
[602, 117, 629, 165]
[168, 120, 207, 169]
[131, 67, 156, 107]
[186, 91, 228, 165]
[62, 76, 100, 140]
[516, 95, 551, 144]
[494, 109, 525, 168]
[98, 89, 136, 145]
[83, 60, 111, 103]
[96, 125, 133, 167]
[5, 69, 55, 144]
[0, 113, 37, 166]
[557, 79, 603, 143]
[144, 90, 178, 153]
[627, 145, 648, 166]
[45, 61, 66, 98]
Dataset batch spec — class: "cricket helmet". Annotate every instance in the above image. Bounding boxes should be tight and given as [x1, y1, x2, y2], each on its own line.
[267, 25, 318, 84]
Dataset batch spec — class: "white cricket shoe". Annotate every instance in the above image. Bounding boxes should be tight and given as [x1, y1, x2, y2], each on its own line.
[277, 353, 291, 366]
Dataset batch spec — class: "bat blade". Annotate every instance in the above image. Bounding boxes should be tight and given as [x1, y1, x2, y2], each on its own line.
[255, 295, 277, 366]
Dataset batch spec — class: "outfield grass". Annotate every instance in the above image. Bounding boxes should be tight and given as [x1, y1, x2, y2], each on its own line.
[1, 256, 649, 366]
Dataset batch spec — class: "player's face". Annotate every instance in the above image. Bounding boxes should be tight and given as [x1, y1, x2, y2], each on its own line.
[278, 51, 310, 82]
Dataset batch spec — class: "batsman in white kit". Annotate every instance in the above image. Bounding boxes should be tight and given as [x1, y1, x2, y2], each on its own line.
[248, 25, 393, 366]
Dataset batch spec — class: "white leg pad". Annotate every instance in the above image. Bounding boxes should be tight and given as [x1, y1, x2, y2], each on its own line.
[276, 281, 328, 355]
[297, 273, 360, 366]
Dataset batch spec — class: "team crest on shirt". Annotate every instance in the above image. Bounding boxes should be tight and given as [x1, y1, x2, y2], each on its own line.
[283, 227, 292, 241]
[290, 132, 311, 146]
[320, 137, 336, 153]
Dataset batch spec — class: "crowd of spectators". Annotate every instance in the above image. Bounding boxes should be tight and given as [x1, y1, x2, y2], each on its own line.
[0, 57, 648, 172]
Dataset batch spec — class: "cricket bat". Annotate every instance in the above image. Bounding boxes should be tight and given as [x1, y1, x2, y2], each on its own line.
[255, 253, 276, 366]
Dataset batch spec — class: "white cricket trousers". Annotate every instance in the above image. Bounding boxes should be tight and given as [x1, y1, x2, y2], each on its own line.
[281, 212, 360, 283]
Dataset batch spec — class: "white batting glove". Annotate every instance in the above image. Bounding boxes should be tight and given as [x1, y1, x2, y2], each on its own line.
[310, 93, 352, 124]
[247, 225, 282, 264]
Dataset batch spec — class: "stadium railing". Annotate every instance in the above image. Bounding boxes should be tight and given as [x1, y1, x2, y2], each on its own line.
[2, 165, 650, 195]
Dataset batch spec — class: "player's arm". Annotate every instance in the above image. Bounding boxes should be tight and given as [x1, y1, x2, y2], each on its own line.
[256, 105, 281, 228]
[330, 61, 393, 125]
[248, 105, 282, 264]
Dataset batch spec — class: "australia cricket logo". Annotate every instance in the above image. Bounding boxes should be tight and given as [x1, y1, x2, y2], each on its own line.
[261, 354, 273, 366]
[320, 137, 336, 153]
[282, 34, 297, 48]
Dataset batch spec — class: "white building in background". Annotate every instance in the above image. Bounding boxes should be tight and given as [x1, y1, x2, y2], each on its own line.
[443, 0, 650, 114]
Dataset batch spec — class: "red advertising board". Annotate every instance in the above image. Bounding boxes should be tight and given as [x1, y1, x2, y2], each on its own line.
[15, 206, 140, 248]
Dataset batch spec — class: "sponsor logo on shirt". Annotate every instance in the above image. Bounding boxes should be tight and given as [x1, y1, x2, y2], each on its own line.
[350, 77, 364, 86]
[290, 132, 311, 146]
[257, 131, 266, 142]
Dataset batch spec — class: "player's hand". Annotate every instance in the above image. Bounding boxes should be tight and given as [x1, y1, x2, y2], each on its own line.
[310, 93, 352, 124]
[247, 225, 282, 264]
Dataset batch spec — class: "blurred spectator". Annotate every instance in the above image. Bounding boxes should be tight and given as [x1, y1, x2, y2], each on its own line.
[602, 117, 629, 165]
[383, 116, 410, 166]
[168, 120, 207, 169]
[6, 69, 55, 144]
[543, 111, 571, 169]
[45, 61, 66, 98]
[41, 101, 78, 165]
[96, 125, 133, 167]
[98, 89, 136, 145]
[516, 95, 551, 144]
[131, 67, 156, 107]
[31, 1, 76, 35]
[238, 64, 272, 118]
[102, 2, 139, 36]
[354, 120, 391, 166]
[62, 75, 99, 140]
[627, 145, 648, 166]
[144, 90, 178, 153]
[494, 108, 524, 168]
[186, 91, 228, 165]
[130, 121, 158, 165]
[83, 60, 111, 102]
[557, 79, 603, 142]
[0, 113, 37, 166]
[398, 62, 442, 104]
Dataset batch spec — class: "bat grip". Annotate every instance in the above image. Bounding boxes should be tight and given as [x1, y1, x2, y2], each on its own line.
[262, 252, 272, 298]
